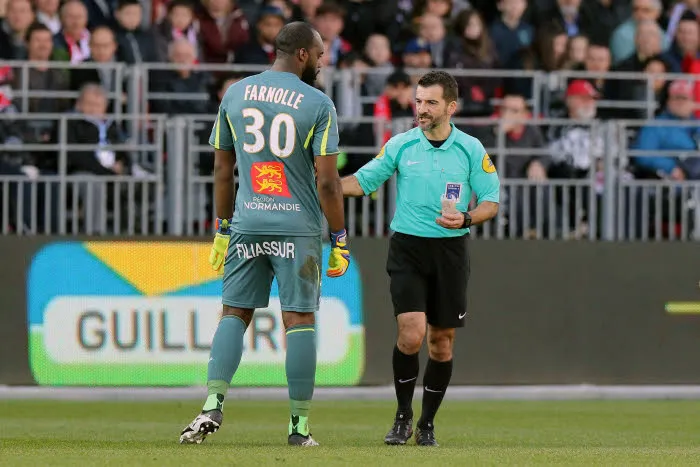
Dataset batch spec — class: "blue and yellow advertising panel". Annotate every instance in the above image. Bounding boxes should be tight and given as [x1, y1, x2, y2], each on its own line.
[27, 242, 364, 386]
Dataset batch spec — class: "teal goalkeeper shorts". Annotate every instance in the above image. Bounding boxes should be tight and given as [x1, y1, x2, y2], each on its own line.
[222, 232, 322, 312]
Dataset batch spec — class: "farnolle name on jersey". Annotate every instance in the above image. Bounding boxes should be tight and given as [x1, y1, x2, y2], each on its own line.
[234, 241, 295, 259]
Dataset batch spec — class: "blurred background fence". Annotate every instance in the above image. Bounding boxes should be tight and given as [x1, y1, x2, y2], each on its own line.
[2, 62, 700, 240]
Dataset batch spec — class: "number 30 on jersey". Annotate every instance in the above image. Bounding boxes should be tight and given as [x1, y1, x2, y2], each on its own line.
[242, 108, 296, 158]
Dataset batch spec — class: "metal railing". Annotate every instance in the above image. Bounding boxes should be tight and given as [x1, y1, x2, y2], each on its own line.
[2, 113, 699, 240]
[2, 60, 700, 240]
[0, 113, 166, 235]
[616, 119, 700, 241]
[6, 61, 700, 119]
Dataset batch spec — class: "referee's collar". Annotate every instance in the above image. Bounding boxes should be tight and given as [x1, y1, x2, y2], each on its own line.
[419, 122, 458, 151]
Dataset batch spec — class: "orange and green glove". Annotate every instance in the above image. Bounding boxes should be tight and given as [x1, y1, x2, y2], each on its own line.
[209, 218, 232, 276]
[327, 229, 350, 277]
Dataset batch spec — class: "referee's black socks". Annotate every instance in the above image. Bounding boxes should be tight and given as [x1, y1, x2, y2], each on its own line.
[392, 345, 419, 419]
[417, 358, 453, 430]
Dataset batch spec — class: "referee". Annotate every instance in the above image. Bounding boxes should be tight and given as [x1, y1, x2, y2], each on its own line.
[341, 71, 500, 446]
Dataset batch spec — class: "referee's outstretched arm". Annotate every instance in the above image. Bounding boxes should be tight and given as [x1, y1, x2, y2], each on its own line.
[340, 142, 399, 197]
[340, 174, 366, 197]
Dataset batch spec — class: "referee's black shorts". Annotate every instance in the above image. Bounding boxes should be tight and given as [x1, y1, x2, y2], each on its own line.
[386, 232, 470, 329]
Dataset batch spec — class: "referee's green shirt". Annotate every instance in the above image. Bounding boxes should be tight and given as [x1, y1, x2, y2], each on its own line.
[355, 123, 500, 238]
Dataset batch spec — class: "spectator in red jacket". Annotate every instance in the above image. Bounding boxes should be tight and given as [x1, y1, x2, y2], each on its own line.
[197, 0, 249, 63]
[678, 13, 700, 117]
[373, 69, 415, 146]
[668, 10, 699, 71]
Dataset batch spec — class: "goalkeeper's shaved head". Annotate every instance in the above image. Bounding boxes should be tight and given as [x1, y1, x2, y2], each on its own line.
[273, 22, 324, 85]
[275, 22, 317, 55]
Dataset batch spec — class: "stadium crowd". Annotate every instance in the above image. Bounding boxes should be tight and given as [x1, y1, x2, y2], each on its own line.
[0, 0, 699, 238]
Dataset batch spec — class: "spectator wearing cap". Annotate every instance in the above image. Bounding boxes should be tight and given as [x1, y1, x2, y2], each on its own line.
[489, 0, 533, 67]
[197, 0, 249, 64]
[373, 70, 415, 146]
[313, 1, 351, 66]
[610, 0, 670, 65]
[155, 0, 201, 62]
[632, 79, 700, 181]
[547, 79, 606, 235]
[114, 0, 161, 63]
[446, 9, 500, 117]
[35, 0, 61, 35]
[402, 38, 433, 69]
[547, 79, 604, 173]
[234, 5, 285, 65]
[0, 0, 35, 59]
[263, 0, 294, 22]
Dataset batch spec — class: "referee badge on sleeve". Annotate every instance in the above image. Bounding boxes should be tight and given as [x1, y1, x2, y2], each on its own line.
[445, 183, 462, 201]
[375, 145, 386, 159]
[482, 153, 496, 173]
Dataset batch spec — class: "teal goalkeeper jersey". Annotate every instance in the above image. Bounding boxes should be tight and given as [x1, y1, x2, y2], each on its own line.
[355, 122, 500, 238]
[209, 70, 340, 236]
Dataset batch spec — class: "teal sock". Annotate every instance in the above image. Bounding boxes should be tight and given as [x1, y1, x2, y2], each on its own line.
[202, 315, 247, 412]
[285, 325, 316, 435]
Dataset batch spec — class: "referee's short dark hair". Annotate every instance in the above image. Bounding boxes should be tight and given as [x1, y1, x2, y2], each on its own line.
[417, 71, 459, 103]
[275, 21, 317, 56]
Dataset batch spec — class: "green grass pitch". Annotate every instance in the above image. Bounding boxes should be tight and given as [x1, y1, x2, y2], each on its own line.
[1, 400, 699, 465]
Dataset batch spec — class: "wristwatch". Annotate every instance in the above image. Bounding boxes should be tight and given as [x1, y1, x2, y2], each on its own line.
[460, 212, 472, 229]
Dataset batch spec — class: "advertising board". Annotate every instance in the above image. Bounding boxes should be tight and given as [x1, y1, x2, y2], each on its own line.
[27, 241, 364, 386]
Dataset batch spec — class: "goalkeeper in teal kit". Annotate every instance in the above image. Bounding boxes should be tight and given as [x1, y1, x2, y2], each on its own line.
[179, 22, 349, 447]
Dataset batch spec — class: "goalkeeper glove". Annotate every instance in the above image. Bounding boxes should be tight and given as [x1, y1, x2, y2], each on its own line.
[327, 229, 350, 278]
[209, 217, 232, 276]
